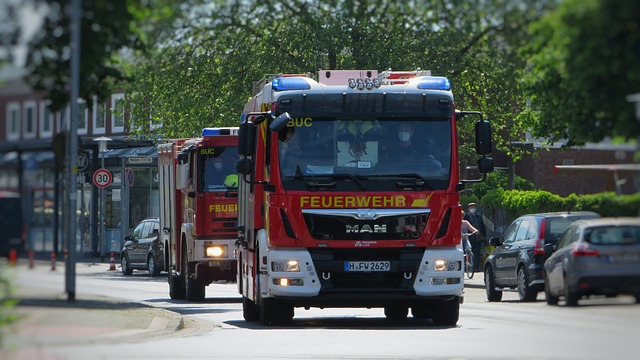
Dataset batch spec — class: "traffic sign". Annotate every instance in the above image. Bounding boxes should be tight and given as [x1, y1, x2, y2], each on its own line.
[93, 168, 112, 188]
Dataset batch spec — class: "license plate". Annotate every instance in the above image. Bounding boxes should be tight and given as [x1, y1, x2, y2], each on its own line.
[344, 261, 390, 272]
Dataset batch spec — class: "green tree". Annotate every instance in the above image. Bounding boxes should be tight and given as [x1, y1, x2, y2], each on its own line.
[24, 0, 187, 112]
[126, 0, 554, 154]
[520, 0, 640, 146]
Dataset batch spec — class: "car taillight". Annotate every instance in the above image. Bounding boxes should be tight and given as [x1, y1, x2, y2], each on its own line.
[534, 219, 546, 255]
[572, 244, 599, 257]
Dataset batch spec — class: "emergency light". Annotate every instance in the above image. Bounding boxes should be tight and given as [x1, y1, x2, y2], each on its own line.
[417, 77, 451, 91]
[272, 77, 311, 91]
[202, 127, 239, 136]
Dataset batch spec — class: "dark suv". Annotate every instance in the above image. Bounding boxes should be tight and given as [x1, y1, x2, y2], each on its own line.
[484, 211, 600, 302]
[120, 218, 164, 276]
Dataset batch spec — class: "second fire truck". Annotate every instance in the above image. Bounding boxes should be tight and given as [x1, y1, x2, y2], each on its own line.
[158, 127, 239, 301]
[236, 69, 493, 325]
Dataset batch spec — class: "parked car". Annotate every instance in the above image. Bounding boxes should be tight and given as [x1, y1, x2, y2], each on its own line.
[120, 218, 164, 276]
[544, 217, 640, 306]
[484, 211, 600, 302]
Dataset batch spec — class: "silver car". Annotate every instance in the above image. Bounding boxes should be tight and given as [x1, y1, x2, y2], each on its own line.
[544, 217, 640, 306]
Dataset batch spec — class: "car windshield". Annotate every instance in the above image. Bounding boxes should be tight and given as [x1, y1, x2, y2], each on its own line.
[587, 225, 640, 245]
[278, 117, 451, 191]
[197, 146, 239, 191]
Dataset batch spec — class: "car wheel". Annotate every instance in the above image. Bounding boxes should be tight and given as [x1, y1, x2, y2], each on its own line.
[517, 267, 538, 302]
[121, 254, 133, 275]
[485, 267, 502, 302]
[148, 254, 161, 277]
[544, 272, 559, 305]
[564, 275, 579, 307]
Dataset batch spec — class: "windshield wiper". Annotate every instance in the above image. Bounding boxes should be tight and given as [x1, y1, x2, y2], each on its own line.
[291, 173, 367, 190]
[377, 173, 433, 190]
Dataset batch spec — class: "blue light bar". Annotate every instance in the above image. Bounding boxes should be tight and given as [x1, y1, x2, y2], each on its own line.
[272, 77, 311, 92]
[202, 128, 221, 136]
[417, 76, 451, 91]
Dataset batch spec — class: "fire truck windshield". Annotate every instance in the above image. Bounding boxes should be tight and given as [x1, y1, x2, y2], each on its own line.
[278, 117, 451, 191]
[198, 146, 239, 191]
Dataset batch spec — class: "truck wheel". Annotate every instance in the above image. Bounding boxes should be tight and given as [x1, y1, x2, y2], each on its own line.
[384, 306, 408, 321]
[148, 254, 161, 277]
[517, 267, 537, 302]
[260, 297, 294, 325]
[485, 266, 503, 302]
[169, 269, 186, 300]
[243, 296, 260, 321]
[183, 250, 206, 302]
[411, 306, 430, 320]
[121, 254, 133, 275]
[431, 297, 459, 326]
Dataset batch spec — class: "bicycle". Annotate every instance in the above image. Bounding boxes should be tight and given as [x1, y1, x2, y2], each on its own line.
[462, 232, 475, 279]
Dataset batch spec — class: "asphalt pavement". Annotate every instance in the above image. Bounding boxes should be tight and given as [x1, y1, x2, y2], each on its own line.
[0, 256, 485, 359]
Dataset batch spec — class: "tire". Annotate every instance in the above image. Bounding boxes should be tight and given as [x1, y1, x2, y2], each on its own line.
[148, 254, 161, 277]
[485, 267, 502, 302]
[411, 306, 430, 320]
[183, 248, 206, 302]
[169, 270, 186, 300]
[384, 306, 408, 321]
[564, 276, 579, 307]
[242, 296, 260, 321]
[544, 273, 559, 305]
[121, 254, 133, 275]
[465, 252, 474, 279]
[517, 267, 538, 302]
[635, 295, 640, 304]
[260, 297, 294, 326]
[431, 297, 459, 326]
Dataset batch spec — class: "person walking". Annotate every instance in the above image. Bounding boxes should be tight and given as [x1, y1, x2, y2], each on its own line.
[464, 203, 485, 271]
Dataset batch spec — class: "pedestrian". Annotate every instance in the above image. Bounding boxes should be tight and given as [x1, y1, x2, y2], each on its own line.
[464, 203, 485, 271]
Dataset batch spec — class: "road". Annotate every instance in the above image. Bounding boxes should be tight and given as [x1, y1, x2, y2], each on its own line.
[5, 260, 640, 359]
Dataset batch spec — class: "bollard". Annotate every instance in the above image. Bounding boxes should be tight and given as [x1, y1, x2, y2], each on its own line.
[28, 250, 34, 269]
[50, 252, 56, 271]
[8, 249, 17, 265]
[109, 252, 116, 271]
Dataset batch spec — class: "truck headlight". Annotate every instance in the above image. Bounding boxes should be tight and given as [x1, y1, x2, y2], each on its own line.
[271, 260, 300, 272]
[434, 259, 461, 272]
[205, 245, 227, 258]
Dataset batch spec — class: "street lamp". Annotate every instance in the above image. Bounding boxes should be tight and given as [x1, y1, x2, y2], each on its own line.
[94, 136, 112, 261]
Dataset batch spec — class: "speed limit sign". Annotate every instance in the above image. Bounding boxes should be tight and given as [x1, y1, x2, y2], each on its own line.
[93, 168, 112, 188]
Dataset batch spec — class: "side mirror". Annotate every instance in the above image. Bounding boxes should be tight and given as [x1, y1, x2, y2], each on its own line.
[543, 243, 555, 254]
[269, 112, 292, 132]
[238, 122, 256, 156]
[124, 234, 132, 241]
[477, 157, 494, 174]
[475, 120, 492, 155]
[236, 158, 253, 175]
[489, 237, 502, 247]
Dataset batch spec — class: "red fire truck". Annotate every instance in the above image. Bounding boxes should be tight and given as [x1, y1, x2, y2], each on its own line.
[236, 69, 493, 325]
[158, 127, 239, 301]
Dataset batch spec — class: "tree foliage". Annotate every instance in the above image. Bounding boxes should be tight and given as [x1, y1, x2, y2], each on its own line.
[520, 0, 640, 146]
[23, 0, 188, 112]
[126, 0, 554, 164]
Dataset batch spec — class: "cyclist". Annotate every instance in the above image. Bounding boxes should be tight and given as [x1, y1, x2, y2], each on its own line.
[461, 210, 479, 277]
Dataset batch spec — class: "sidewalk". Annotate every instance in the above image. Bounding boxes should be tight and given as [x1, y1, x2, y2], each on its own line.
[0, 258, 184, 360]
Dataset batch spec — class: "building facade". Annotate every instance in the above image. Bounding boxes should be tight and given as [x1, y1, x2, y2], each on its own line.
[0, 66, 158, 257]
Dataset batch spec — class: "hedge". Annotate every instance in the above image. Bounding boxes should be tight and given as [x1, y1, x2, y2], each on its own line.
[478, 190, 640, 219]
